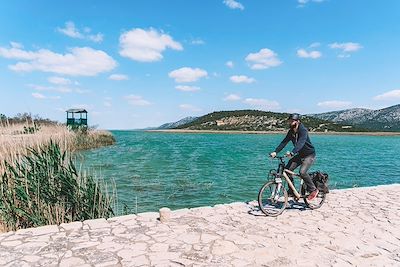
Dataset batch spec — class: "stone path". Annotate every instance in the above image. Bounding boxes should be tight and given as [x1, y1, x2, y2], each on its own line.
[1, 184, 400, 266]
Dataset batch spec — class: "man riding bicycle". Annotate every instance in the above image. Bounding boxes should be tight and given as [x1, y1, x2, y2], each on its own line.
[270, 113, 319, 201]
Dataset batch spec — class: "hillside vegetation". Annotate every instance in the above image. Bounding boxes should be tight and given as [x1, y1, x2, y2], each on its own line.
[176, 110, 370, 132]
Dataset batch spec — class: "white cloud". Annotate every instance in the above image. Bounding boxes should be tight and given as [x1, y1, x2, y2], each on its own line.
[191, 38, 205, 45]
[27, 84, 73, 93]
[57, 21, 103, 43]
[226, 61, 234, 68]
[0, 44, 116, 76]
[88, 33, 104, 43]
[179, 104, 201, 112]
[32, 92, 46, 99]
[175, 85, 200, 92]
[125, 95, 151, 106]
[108, 74, 129, 81]
[245, 48, 282, 70]
[168, 67, 208, 83]
[329, 42, 363, 57]
[373, 89, 400, 101]
[104, 101, 112, 107]
[230, 75, 255, 84]
[309, 42, 321, 48]
[243, 98, 280, 110]
[317, 100, 352, 109]
[48, 76, 71, 85]
[223, 0, 244, 10]
[32, 92, 60, 100]
[223, 94, 241, 101]
[119, 28, 183, 62]
[329, 42, 363, 52]
[297, 49, 322, 59]
[298, 0, 326, 6]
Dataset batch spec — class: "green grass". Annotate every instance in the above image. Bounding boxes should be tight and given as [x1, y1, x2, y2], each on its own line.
[0, 140, 115, 231]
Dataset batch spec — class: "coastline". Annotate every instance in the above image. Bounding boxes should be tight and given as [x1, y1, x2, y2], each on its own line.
[147, 129, 400, 136]
[1, 183, 399, 266]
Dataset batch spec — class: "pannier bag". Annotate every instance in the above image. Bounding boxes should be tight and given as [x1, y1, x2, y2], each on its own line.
[310, 171, 329, 193]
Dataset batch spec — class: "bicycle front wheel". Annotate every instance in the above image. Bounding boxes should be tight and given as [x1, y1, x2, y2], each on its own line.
[301, 184, 326, 209]
[258, 180, 288, 217]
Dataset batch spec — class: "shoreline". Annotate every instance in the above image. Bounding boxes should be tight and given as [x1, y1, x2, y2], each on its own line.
[1, 183, 399, 266]
[147, 129, 400, 136]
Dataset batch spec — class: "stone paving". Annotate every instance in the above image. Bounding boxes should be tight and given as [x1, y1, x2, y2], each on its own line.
[1, 184, 400, 266]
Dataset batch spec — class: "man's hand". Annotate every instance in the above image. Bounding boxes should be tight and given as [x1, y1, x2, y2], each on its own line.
[285, 151, 294, 158]
[270, 152, 277, 158]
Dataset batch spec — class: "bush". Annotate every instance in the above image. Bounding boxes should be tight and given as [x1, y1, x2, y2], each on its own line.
[0, 140, 115, 231]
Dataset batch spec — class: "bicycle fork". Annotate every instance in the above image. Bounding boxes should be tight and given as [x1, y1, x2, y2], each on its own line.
[272, 183, 282, 202]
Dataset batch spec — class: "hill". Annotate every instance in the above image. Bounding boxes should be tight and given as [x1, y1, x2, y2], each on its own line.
[175, 110, 368, 132]
[310, 104, 400, 131]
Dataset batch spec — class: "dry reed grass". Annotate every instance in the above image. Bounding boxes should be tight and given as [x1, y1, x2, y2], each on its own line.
[0, 120, 116, 232]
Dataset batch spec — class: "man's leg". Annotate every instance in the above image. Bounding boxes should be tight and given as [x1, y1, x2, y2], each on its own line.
[299, 154, 317, 193]
[285, 156, 301, 195]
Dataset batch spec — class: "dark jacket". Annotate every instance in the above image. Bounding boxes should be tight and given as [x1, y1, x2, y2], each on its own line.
[275, 123, 315, 158]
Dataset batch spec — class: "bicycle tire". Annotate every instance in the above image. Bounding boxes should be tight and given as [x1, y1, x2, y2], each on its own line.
[301, 183, 326, 209]
[258, 180, 288, 217]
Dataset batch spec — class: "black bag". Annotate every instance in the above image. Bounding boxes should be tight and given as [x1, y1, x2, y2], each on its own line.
[310, 171, 329, 193]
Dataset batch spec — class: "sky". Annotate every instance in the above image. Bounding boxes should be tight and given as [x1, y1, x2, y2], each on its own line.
[0, 0, 399, 129]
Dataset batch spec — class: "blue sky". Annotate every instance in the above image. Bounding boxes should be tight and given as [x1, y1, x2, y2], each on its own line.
[1, 0, 399, 129]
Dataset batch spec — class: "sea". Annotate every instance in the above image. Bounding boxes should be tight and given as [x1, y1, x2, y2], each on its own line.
[79, 131, 400, 214]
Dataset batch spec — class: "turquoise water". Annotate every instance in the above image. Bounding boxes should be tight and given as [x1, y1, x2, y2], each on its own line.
[79, 131, 400, 213]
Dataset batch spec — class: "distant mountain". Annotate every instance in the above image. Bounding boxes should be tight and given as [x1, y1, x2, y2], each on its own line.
[175, 110, 368, 132]
[158, 116, 198, 129]
[310, 104, 400, 131]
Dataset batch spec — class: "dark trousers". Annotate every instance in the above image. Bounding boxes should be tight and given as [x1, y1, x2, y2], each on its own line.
[285, 153, 316, 193]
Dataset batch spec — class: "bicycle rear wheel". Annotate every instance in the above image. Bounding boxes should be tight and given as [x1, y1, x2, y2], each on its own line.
[258, 180, 288, 217]
[301, 184, 326, 209]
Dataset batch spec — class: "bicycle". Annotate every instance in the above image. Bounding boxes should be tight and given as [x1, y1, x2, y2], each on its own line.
[258, 155, 326, 217]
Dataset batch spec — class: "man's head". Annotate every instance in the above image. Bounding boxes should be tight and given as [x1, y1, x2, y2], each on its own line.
[288, 113, 301, 128]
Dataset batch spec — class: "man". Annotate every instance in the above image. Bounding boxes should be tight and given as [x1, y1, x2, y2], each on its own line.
[270, 113, 319, 201]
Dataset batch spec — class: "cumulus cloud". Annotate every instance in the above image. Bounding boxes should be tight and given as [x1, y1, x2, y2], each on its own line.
[243, 98, 280, 110]
[179, 104, 201, 112]
[175, 85, 200, 92]
[297, 49, 322, 59]
[245, 48, 282, 70]
[48, 76, 71, 85]
[229, 75, 255, 84]
[223, 94, 241, 101]
[57, 21, 104, 43]
[108, 74, 129, 81]
[226, 61, 234, 68]
[125, 95, 151, 106]
[317, 100, 352, 109]
[223, 0, 244, 10]
[119, 28, 183, 62]
[168, 67, 208, 83]
[0, 44, 116, 76]
[373, 89, 400, 101]
[329, 42, 363, 57]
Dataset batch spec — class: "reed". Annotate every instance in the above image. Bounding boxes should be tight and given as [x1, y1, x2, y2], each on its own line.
[0, 122, 116, 231]
[0, 140, 115, 231]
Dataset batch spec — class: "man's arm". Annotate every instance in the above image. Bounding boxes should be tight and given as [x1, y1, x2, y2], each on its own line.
[292, 126, 307, 154]
[274, 132, 291, 153]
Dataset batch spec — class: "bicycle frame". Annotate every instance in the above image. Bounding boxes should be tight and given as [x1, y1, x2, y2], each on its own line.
[272, 156, 303, 199]
[282, 169, 303, 199]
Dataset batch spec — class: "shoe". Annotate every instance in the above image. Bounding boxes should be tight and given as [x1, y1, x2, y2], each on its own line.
[307, 189, 319, 201]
